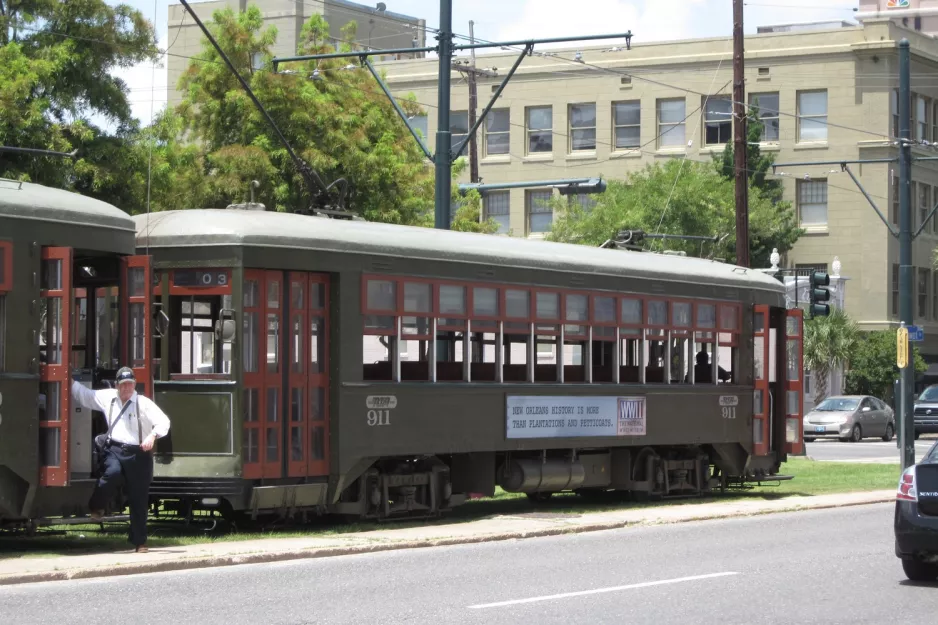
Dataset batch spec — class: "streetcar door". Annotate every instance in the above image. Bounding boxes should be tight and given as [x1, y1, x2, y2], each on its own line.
[39, 247, 73, 486]
[782, 308, 805, 456]
[752, 305, 770, 457]
[120, 255, 154, 397]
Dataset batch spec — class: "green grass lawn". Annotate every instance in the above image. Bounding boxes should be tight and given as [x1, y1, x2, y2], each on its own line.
[0, 458, 899, 560]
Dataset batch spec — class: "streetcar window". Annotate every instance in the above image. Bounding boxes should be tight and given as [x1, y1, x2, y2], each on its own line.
[361, 276, 744, 386]
[0, 295, 5, 372]
[167, 295, 233, 377]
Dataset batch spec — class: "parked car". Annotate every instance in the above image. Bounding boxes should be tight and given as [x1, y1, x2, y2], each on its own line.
[894, 439, 938, 581]
[913, 385, 938, 440]
[802, 395, 895, 443]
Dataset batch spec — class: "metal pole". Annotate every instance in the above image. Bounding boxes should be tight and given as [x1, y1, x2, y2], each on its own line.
[434, 0, 454, 229]
[899, 38, 915, 470]
[468, 20, 480, 185]
[733, 0, 749, 267]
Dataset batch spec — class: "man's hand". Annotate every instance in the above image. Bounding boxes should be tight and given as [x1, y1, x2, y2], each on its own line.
[141, 434, 157, 452]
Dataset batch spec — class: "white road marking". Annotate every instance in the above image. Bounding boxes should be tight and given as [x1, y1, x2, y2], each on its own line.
[467, 571, 739, 609]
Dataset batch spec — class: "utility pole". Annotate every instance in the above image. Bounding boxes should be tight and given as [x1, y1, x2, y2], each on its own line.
[273, 1, 632, 230]
[773, 39, 938, 470]
[898, 38, 915, 470]
[732, 0, 749, 267]
[468, 21, 479, 183]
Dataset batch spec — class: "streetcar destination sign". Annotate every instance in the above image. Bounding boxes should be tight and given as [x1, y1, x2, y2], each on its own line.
[506, 396, 646, 439]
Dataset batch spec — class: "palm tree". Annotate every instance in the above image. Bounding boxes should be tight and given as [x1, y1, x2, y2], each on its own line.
[804, 308, 859, 404]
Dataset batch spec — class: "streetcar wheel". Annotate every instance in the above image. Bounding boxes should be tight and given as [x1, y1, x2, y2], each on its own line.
[526, 492, 553, 503]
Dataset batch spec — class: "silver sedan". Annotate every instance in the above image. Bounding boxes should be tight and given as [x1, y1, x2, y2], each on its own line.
[802, 395, 896, 443]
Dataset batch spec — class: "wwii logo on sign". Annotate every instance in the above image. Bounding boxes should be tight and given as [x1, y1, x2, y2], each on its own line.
[617, 397, 646, 436]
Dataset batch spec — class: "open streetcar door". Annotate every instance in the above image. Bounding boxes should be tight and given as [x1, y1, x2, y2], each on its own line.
[120, 256, 154, 398]
[753, 305, 770, 457]
[39, 247, 73, 486]
[783, 308, 805, 456]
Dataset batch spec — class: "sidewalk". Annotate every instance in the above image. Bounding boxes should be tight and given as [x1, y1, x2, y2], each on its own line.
[0, 490, 894, 586]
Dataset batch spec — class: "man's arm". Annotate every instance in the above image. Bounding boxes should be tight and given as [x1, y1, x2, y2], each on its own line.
[71, 380, 107, 412]
[139, 396, 170, 451]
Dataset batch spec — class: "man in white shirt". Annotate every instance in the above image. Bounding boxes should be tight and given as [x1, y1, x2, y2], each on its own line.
[71, 367, 170, 553]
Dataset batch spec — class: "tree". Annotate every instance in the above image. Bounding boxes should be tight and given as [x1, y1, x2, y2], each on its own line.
[803, 309, 859, 404]
[0, 1, 159, 205]
[546, 159, 801, 266]
[845, 330, 927, 404]
[174, 8, 437, 222]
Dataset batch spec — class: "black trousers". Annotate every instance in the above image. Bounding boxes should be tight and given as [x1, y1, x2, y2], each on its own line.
[89, 442, 154, 546]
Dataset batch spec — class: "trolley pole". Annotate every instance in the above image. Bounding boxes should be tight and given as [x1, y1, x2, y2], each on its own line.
[898, 39, 915, 470]
[732, 0, 749, 267]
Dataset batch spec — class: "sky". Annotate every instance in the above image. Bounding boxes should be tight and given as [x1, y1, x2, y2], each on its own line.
[115, 0, 861, 127]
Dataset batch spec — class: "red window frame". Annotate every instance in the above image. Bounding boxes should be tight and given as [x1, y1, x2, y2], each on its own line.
[563, 291, 590, 340]
[669, 297, 694, 337]
[401, 278, 436, 340]
[618, 294, 644, 332]
[718, 303, 742, 347]
[784, 308, 805, 456]
[362, 274, 400, 336]
[591, 293, 618, 342]
[0, 241, 11, 292]
[753, 305, 771, 457]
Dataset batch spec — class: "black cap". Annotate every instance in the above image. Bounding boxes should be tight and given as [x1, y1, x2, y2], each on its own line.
[116, 367, 136, 384]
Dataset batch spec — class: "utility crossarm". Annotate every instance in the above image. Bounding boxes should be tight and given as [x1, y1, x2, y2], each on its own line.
[270, 10, 633, 231]
[458, 178, 607, 194]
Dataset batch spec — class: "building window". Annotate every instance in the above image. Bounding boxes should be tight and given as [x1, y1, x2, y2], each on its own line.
[568, 194, 597, 213]
[749, 93, 780, 142]
[657, 98, 686, 149]
[703, 96, 732, 145]
[526, 106, 553, 154]
[484, 109, 509, 156]
[917, 96, 930, 142]
[613, 101, 640, 150]
[483, 191, 510, 234]
[409, 114, 428, 149]
[797, 90, 828, 142]
[526, 189, 553, 233]
[569, 103, 596, 152]
[919, 268, 930, 319]
[450, 111, 468, 153]
[893, 264, 899, 318]
[933, 272, 938, 321]
[798, 179, 828, 226]
[893, 90, 900, 139]
[892, 174, 899, 225]
[919, 183, 931, 233]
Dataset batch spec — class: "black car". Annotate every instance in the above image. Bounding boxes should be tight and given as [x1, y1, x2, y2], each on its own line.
[895, 439, 938, 581]
[913, 385, 938, 439]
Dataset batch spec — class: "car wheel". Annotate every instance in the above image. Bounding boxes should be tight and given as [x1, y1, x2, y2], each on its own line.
[902, 557, 938, 582]
[850, 424, 862, 442]
[883, 423, 895, 442]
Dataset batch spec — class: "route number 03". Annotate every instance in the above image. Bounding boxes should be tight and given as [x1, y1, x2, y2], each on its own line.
[722, 406, 737, 419]
[367, 409, 391, 426]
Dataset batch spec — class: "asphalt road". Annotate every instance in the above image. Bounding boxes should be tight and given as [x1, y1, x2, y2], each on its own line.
[3, 503, 936, 625]
[806, 439, 935, 463]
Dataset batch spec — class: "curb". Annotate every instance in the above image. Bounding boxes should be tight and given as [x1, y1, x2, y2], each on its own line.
[0, 494, 894, 586]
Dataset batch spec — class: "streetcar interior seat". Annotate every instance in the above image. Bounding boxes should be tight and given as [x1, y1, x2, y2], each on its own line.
[166, 294, 233, 379]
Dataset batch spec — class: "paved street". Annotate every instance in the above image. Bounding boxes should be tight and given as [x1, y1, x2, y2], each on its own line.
[806, 439, 934, 463]
[2, 503, 935, 625]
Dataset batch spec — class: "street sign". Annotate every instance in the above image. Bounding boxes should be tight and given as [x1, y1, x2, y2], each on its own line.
[898, 326, 909, 368]
[908, 325, 925, 342]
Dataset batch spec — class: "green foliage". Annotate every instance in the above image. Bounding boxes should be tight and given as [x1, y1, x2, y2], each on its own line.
[845, 330, 927, 403]
[546, 159, 801, 265]
[0, 0, 159, 204]
[173, 6, 435, 221]
[804, 309, 860, 404]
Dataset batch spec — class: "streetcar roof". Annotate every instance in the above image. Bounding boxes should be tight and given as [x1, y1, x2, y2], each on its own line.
[0, 179, 136, 232]
[134, 209, 785, 292]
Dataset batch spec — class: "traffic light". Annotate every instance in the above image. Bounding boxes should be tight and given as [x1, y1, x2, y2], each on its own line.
[557, 178, 607, 195]
[810, 271, 831, 317]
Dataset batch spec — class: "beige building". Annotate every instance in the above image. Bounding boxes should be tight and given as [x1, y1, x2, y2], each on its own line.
[166, 0, 426, 109]
[379, 16, 938, 365]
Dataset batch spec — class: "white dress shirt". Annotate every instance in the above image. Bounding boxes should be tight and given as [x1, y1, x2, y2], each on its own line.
[71, 381, 171, 446]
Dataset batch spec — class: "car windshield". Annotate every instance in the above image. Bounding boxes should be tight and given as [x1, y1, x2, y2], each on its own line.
[924, 443, 938, 464]
[919, 387, 938, 402]
[814, 398, 859, 412]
